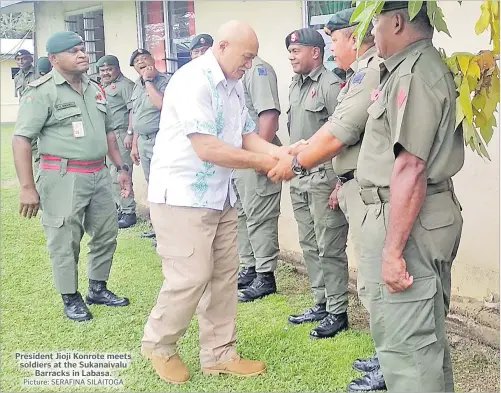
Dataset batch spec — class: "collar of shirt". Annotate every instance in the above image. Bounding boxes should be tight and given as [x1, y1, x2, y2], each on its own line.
[349, 45, 378, 75]
[104, 73, 123, 87]
[22, 65, 35, 75]
[52, 68, 90, 93]
[295, 64, 325, 86]
[382, 38, 432, 73]
[204, 49, 239, 95]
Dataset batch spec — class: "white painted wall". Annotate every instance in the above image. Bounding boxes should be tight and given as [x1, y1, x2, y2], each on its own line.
[0, 58, 19, 123]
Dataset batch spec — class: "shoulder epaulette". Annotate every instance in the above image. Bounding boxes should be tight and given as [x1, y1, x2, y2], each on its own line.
[399, 50, 422, 76]
[28, 73, 53, 87]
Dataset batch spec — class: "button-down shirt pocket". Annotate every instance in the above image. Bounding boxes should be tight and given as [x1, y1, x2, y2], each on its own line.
[366, 100, 390, 154]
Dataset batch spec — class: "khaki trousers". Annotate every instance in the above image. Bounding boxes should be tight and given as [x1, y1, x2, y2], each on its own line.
[141, 200, 239, 367]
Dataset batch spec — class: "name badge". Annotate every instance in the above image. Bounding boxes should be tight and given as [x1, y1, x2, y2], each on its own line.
[72, 121, 85, 138]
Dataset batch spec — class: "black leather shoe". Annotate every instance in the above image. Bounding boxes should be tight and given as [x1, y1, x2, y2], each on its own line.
[86, 280, 129, 307]
[310, 312, 348, 339]
[353, 354, 380, 373]
[141, 232, 156, 239]
[288, 303, 328, 325]
[62, 292, 92, 322]
[238, 266, 257, 289]
[152, 240, 157, 248]
[238, 272, 277, 302]
[118, 213, 137, 229]
[347, 368, 386, 392]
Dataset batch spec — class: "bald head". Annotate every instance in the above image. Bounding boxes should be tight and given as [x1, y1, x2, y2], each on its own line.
[212, 20, 259, 80]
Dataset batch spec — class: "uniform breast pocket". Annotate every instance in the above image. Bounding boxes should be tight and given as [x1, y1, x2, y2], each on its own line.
[304, 98, 326, 114]
[53, 106, 83, 125]
[366, 100, 390, 153]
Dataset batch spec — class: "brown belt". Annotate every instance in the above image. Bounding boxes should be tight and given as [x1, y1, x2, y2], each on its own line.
[40, 155, 105, 174]
[359, 180, 453, 205]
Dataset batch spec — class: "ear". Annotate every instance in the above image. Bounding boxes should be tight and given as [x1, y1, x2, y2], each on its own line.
[312, 47, 321, 60]
[393, 12, 405, 34]
[219, 40, 229, 53]
[350, 33, 358, 51]
[48, 54, 57, 64]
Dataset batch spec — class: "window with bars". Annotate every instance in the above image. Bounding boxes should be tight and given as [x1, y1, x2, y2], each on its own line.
[305, 1, 352, 72]
[65, 8, 105, 77]
[138, 1, 195, 75]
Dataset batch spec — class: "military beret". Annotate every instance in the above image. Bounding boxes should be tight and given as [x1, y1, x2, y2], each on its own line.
[190, 34, 214, 51]
[96, 55, 119, 69]
[381, 1, 419, 12]
[15, 49, 32, 58]
[324, 7, 358, 36]
[285, 28, 325, 49]
[36, 57, 52, 74]
[129, 48, 151, 66]
[46, 31, 84, 54]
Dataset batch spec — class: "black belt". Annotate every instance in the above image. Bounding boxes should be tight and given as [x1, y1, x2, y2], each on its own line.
[337, 170, 355, 184]
[299, 162, 333, 177]
[359, 180, 452, 205]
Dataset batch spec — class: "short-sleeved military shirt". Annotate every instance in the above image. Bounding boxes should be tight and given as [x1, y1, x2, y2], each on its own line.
[14, 65, 36, 98]
[327, 46, 382, 175]
[357, 39, 464, 188]
[288, 65, 342, 144]
[129, 72, 171, 135]
[103, 74, 134, 131]
[243, 56, 281, 146]
[14, 69, 113, 161]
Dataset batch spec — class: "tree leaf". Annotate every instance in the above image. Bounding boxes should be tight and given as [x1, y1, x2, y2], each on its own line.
[428, 2, 451, 37]
[472, 92, 487, 110]
[459, 79, 474, 123]
[350, 1, 372, 23]
[458, 55, 472, 75]
[480, 122, 494, 144]
[475, 1, 491, 35]
[455, 97, 465, 129]
[408, 1, 424, 21]
[467, 60, 481, 79]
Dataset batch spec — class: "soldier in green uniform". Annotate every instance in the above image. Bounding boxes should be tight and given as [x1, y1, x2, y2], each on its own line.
[356, 3, 464, 391]
[283, 28, 349, 340]
[189, 34, 214, 59]
[36, 57, 52, 77]
[14, 49, 36, 98]
[268, 9, 386, 392]
[14, 49, 39, 178]
[12, 31, 132, 322]
[97, 55, 137, 229]
[127, 48, 170, 241]
[233, 55, 282, 302]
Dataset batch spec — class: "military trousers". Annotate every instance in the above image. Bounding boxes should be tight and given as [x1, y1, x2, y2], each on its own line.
[290, 166, 349, 314]
[358, 186, 462, 392]
[337, 177, 369, 310]
[232, 169, 281, 273]
[141, 199, 239, 367]
[107, 129, 136, 214]
[35, 158, 118, 295]
[138, 132, 157, 183]
[31, 138, 40, 178]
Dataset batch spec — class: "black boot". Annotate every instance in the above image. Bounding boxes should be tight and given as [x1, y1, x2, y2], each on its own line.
[348, 368, 387, 392]
[237, 266, 257, 289]
[238, 272, 277, 302]
[85, 280, 129, 307]
[288, 303, 328, 325]
[141, 232, 156, 239]
[309, 312, 348, 339]
[62, 292, 92, 322]
[353, 354, 380, 373]
[118, 213, 137, 229]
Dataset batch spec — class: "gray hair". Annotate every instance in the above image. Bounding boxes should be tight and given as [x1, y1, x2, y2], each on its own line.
[343, 24, 375, 46]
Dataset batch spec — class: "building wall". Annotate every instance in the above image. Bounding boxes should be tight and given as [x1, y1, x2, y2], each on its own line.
[0, 58, 19, 123]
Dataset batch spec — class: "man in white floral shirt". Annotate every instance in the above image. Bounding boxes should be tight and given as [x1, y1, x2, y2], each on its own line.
[141, 20, 290, 385]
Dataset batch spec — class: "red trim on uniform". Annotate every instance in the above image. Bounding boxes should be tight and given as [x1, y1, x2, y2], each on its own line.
[40, 162, 104, 173]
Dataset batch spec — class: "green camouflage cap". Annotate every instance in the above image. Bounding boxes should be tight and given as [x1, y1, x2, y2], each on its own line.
[46, 31, 84, 54]
[324, 7, 358, 36]
[190, 34, 214, 51]
[96, 55, 120, 69]
[285, 28, 325, 49]
[36, 57, 52, 74]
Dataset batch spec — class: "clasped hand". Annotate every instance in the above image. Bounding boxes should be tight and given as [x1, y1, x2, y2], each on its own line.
[265, 140, 309, 183]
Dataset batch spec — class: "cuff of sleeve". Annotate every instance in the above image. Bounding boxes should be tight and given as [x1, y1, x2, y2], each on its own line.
[326, 117, 361, 146]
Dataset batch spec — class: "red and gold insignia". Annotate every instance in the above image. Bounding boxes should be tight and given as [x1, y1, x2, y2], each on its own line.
[111, 84, 116, 89]
[200, 37, 205, 44]
[397, 88, 407, 108]
[311, 88, 317, 98]
[370, 89, 381, 102]
[26, 96, 34, 103]
[290, 32, 298, 43]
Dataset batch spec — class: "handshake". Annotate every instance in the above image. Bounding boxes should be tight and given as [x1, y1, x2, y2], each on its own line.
[258, 139, 309, 183]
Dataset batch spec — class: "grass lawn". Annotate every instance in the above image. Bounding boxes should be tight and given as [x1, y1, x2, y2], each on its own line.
[1, 125, 375, 392]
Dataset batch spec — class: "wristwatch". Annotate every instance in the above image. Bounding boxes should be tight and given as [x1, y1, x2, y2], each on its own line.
[143, 78, 154, 83]
[126, 129, 133, 136]
[291, 156, 306, 176]
[116, 164, 130, 172]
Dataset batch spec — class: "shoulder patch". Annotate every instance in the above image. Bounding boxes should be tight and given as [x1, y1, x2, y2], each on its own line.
[28, 73, 52, 88]
[257, 66, 268, 76]
[398, 51, 422, 76]
[352, 72, 366, 85]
